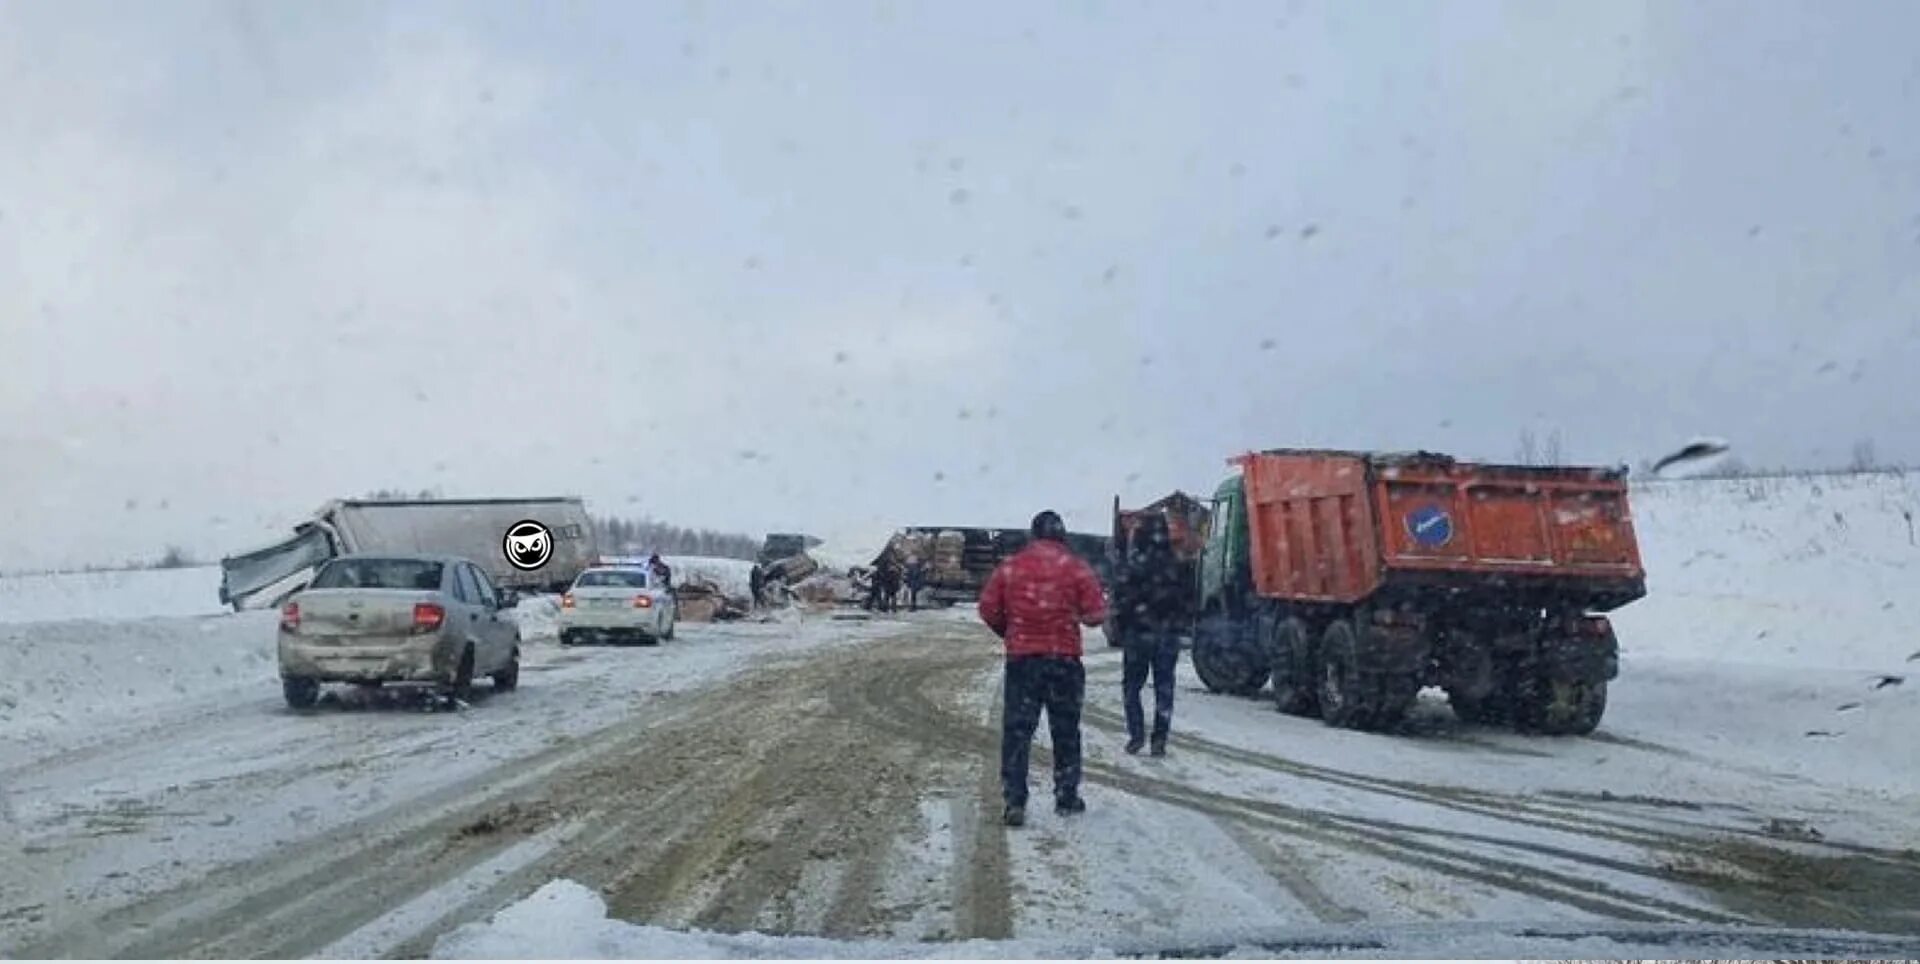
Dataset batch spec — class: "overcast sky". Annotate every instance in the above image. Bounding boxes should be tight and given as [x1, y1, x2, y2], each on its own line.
[3, 0, 1917, 569]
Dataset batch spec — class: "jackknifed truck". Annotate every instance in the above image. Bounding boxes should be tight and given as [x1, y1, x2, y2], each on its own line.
[219, 497, 598, 611]
[1191, 449, 1646, 735]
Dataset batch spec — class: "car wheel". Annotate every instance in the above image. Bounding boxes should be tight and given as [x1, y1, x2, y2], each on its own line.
[491, 648, 520, 691]
[283, 676, 320, 710]
[559, 630, 576, 648]
[663, 613, 676, 641]
[449, 647, 475, 701]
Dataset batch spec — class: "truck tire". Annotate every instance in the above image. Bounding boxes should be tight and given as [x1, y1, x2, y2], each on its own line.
[1317, 618, 1417, 732]
[1193, 611, 1268, 697]
[1317, 619, 1369, 728]
[1267, 615, 1318, 717]
[1514, 674, 1607, 736]
[283, 676, 320, 710]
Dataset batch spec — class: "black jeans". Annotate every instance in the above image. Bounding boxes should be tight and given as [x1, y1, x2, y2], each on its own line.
[1123, 631, 1181, 745]
[1000, 656, 1085, 807]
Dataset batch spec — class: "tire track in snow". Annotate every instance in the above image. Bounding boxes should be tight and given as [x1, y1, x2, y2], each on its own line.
[840, 645, 1756, 927]
[1080, 702, 1913, 864]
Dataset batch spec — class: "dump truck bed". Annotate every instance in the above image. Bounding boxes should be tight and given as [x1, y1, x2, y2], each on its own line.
[1235, 449, 1646, 610]
[1112, 492, 1210, 562]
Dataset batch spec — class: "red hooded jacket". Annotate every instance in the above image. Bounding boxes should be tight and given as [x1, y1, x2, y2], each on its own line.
[977, 539, 1108, 659]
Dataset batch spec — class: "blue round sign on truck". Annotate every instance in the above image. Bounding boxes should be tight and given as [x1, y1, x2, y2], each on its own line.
[1406, 504, 1454, 547]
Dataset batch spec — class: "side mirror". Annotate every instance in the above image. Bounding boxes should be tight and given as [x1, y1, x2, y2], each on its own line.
[498, 589, 520, 610]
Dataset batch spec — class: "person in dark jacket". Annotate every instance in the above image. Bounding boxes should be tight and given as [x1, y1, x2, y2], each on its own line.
[1113, 514, 1192, 756]
[978, 510, 1107, 827]
[903, 556, 927, 611]
[877, 554, 902, 613]
[647, 554, 673, 592]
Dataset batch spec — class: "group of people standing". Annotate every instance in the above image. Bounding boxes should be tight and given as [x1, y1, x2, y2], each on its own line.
[865, 551, 928, 613]
[976, 510, 1192, 827]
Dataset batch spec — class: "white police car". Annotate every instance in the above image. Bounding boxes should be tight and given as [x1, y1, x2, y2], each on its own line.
[557, 561, 677, 646]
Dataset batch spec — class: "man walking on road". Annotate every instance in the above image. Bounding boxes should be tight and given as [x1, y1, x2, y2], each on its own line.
[1113, 515, 1192, 756]
[978, 510, 1107, 827]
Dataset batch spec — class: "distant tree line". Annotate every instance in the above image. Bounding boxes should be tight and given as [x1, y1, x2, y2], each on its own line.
[590, 516, 759, 560]
[357, 489, 759, 560]
[363, 487, 446, 500]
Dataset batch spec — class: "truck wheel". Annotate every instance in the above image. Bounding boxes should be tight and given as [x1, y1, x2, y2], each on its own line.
[283, 677, 320, 710]
[1268, 616, 1318, 717]
[491, 648, 520, 691]
[1317, 619, 1369, 728]
[1193, 613, 1267, 697]
[1515, 675, 1607, 735]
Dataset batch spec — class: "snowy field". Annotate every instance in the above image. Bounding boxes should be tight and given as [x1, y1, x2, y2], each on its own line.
[2, 475, 1918, 958]
[0, 565, 225, 624]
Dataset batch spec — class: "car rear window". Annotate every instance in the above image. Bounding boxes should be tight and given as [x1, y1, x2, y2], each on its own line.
[312, 559, 445, 591]
[575, 569, 650, 588]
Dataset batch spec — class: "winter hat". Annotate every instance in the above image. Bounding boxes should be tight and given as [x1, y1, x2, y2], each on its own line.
[1030, 510, 1068, 542]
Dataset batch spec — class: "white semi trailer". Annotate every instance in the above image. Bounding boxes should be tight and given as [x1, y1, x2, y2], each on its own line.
[218, 497, 598, 611]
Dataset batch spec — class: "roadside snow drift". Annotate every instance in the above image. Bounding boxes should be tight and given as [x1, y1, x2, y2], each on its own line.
[0, 611, 279, 750]
[432, 879, 1920, 960]
[0, 565, 225, 624]
[661, 555, 756, 601]
[1614, 471, 1919, 673]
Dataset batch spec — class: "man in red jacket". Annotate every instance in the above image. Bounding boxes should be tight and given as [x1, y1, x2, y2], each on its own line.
[978, 510, 1108, 827]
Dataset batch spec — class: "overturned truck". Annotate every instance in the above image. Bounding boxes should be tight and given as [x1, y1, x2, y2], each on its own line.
[1191, 450, 1646, 735]
[881, 526, 1112, 605]
[219, 497, 598, 611]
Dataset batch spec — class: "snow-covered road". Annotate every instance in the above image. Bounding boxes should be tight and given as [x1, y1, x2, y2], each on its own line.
[2, 474, 1918, 958]
[4, 609, 1916, 958]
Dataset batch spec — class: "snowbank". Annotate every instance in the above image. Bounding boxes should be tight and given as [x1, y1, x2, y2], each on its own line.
[0, 566, 226, 624]
[0, 611, 279, 752]
[433, 879, 1917, 960]
[806, 531, 891, 573]
[510, 593, 562, 641]
[662, 555, 756, 601]
[1615, 471, 1919, 673]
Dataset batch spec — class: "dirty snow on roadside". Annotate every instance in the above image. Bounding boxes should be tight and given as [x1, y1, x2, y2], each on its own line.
[434, 878, 1919, 960]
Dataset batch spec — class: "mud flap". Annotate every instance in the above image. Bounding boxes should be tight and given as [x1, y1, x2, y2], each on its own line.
[1536, 628, 1619, 683]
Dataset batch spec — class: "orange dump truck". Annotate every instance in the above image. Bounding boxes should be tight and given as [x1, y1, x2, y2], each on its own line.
[1192, 449, 1646, 735]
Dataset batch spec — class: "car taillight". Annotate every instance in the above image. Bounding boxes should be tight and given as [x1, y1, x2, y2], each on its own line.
[633, 595, 653, 609]
[413, 603, 446, 633]
[280, 602, 300, 632]
[561, 593, 575, 609]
